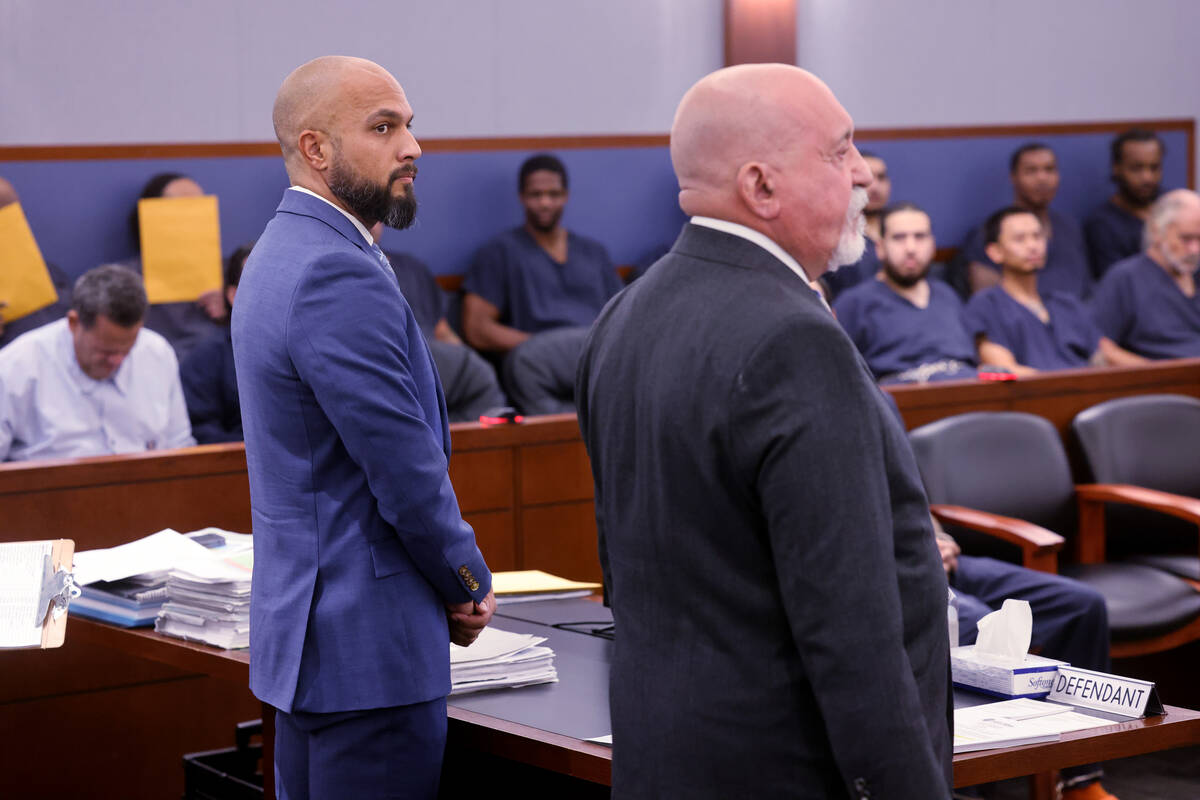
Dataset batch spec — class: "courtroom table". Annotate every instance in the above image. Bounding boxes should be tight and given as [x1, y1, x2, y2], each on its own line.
[484, 599, 1200, 792]
[71, 603, 1200, 797]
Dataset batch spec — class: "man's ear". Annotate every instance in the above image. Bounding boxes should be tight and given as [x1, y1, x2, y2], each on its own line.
[984, 241, 1004, 267]
[66, 309, 80, 335]
[737, 162, 780, 220]
[297, 129, 332, 172]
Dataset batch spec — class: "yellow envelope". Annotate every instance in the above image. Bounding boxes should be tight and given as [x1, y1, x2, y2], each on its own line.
[0, 203, 58, 323]
[139, 195, 223, 303]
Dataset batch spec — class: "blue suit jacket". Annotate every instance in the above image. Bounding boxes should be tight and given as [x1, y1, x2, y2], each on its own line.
[232, 189, 491, 713]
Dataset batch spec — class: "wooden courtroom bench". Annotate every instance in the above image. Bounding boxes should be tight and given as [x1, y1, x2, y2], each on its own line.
[4, 358, 1200, 798]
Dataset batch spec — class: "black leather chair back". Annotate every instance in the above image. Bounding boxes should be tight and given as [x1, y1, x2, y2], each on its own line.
[1072, 393, 1200, 559]
[909, 412, 1076, 537]
[1072, 394, 1200, 495]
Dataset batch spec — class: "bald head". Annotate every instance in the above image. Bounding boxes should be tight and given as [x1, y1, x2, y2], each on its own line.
[273, 56, 399, 166]
[0, 176, 17, 209]
[671, 65, 839, 212]
[272, 55, 421, 230]
[669, 64, 871, 276]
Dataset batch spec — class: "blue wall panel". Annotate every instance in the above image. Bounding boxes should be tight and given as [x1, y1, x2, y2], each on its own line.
[1, 128, 1189, 282]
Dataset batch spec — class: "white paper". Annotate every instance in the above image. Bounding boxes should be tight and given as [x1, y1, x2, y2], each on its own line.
[0, 541, 53, 647]
[954, 699, 1112, 753]
[73, 529, 213, 585]
[449, 669, 558, 695]
[448, 626, 557, 694]
[449, 626, 547, 664]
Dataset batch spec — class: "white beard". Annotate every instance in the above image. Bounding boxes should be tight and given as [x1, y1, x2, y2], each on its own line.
[826, 187, 869, 271]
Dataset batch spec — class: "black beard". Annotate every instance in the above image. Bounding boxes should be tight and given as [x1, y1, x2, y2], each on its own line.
[526, 208, 562, 234]
[1116, 178, 1158, 209]
[883, 261, 929, 288]
[329, 161, 418, 229]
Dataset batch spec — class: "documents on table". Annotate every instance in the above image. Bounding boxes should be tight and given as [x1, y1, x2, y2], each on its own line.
[73, 528, 215, 586]
[953, 698, 1113, 753]
[138, 194, 223, 303]
[71, 528, 252, 646]
[154, 528, 252, 649]
[0, 539, 78, 649]
[0, 202, 58, 322]
[449, 626, 558, 695]
[492, 570, 602, 604]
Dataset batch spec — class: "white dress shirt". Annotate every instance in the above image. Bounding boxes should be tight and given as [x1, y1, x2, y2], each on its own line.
[0, 318, 195, 461]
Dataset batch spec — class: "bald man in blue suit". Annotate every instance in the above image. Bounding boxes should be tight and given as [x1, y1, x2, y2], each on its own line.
[232, 56, 494, 800]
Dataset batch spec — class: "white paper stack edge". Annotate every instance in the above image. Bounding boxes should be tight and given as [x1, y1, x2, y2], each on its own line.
[154, 531, 253, 650]
[450, 626, 558, 695]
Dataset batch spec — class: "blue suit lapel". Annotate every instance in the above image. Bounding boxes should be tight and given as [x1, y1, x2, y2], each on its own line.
[276, 189, 371, 255]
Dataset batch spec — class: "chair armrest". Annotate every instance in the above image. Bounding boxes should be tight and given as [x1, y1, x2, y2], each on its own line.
[1074, 483, 1200, 565]
[1075, 483, 1200, 525]
[929, 504, 1064, 573]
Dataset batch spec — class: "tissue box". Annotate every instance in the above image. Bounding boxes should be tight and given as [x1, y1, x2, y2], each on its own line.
[951, 646, 1066, 699]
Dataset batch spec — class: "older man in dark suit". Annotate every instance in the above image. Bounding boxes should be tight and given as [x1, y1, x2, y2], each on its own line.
[577, 64, 952, 799]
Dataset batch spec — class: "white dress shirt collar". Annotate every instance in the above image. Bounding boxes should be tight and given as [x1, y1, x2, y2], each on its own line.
[689, 216, 813, 283]
[289, 186, 375, 246]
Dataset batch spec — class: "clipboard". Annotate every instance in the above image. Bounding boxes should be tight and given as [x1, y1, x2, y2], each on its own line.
[0, 539, 79, 649]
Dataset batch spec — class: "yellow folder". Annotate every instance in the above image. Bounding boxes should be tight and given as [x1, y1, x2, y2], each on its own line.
[0, 203, 58, 323]
[492, 570, 602, 595]
[138, 195, 223, 303]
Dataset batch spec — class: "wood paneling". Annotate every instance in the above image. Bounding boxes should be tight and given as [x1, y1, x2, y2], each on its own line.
[2, 118, 1190, 166]
[856, 118, 1195, 141]
[520, 441, 594, 505]
[521, 503, 601, 583]
[0, 135, 671, 162]
[464, 510, 518, 572]
[0, 675, 260, 800]
[0, 638, 190, 704]
[887, 359, 1200, 435]
[449, 448, 514, 512]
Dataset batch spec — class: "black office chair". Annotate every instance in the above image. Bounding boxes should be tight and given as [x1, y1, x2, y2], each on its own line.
[909, 411, 1200, 658]
[1072, 393, 1200, 581]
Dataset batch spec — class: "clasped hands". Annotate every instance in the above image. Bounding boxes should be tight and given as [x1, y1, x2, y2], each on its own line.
[446, 589, 495, 647]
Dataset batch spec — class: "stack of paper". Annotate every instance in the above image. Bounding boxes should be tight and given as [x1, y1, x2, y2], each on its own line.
[492, 570, 602, 604]
[954, 698, 1113, 753]
[72, 528, 243, 627]
[155, 529, 253, 650]
[450, 626, 557, 695]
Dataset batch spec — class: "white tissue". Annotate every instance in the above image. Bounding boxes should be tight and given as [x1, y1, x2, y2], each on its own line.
[974, 598, 1032, 662]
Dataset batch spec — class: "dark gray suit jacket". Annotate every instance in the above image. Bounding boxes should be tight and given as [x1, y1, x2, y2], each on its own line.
[577, 223, 953, 799]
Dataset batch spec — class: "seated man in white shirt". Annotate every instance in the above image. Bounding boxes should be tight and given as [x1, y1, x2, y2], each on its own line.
[0, 264, 195, 462]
